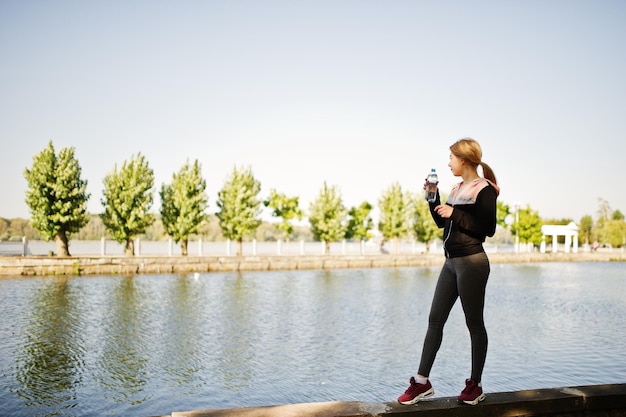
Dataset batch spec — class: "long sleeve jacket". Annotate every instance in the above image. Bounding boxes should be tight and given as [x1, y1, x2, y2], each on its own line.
[429, 178, 500, 258]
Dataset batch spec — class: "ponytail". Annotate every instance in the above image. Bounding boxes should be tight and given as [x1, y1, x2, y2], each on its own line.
[480, 161, 497, 185]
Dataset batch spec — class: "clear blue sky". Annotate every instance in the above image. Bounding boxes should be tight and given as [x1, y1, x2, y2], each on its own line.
[1, 0, 625, 222]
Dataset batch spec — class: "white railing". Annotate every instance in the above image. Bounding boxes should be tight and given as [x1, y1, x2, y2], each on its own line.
[1, 237, 565, 257]
[0, 237, 30, 256]
[1, 237, 439, 256]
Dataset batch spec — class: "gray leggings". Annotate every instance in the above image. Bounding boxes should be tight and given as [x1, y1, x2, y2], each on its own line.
[418, 252, 490, 382]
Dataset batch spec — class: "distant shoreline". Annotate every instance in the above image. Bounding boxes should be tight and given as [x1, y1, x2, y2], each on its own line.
[1, 251, 623, 277]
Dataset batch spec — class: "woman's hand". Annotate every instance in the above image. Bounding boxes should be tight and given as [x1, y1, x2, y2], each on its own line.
[435, 204, 453, 218]
[423, 178, 439, 190]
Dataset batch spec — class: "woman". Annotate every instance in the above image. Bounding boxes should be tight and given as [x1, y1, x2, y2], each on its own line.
[398, 138, 500, 406]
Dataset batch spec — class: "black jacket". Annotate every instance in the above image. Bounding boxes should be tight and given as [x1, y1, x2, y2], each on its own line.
[430, 178, 499, 258]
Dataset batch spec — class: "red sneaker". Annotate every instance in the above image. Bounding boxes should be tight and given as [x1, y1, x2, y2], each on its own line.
[397, 377, 435, 405]
[458, 379, 486, 405]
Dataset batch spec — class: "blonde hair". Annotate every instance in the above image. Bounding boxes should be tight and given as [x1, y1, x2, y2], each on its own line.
[450, 138, 497, 185]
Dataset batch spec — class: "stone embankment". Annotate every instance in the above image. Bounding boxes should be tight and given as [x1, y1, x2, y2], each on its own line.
[162, 384, 626, 417]
[0, 251, 624, 276]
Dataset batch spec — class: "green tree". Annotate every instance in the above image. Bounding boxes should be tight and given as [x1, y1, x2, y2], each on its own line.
[511, 205, 543, 247]
[6, 218, 40, 241]
[263, 189, 303, 241]
[215, 166, 262, 256]
[578, 215, 594, 245]
[254, 221, 284, 242]
[594, 198, 611, 247]
[0, 218, 9, 241]
[601, 218, 626, 248]
[196, 214, 225, 241]
[378, 182, 410, 254]
[101, 153, 155, 256]
[144, 216, 167, 241]
[23, 141, 90, 256]
[345, 201, 374, 242]
[496, 201, 510, 228]
[160, 159, 209, 256]
[409, 192, 441, 253]
[308, 182, 347, 254]
[594, 200, 626, 248]
[74, 214, 107, 240]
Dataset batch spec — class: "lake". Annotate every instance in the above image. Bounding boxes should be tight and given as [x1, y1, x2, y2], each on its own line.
[0, 262, 624, 417]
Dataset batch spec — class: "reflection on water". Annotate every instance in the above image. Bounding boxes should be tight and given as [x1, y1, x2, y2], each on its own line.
[97, 277, 151, 406]
[0, 263, 625, 417]
[13, 278, 85, 416]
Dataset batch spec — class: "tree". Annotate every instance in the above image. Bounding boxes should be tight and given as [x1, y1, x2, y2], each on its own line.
[611, 209, 626, 248]
[74, 215, 107, 240]
[511, 205, 543, 247]
[578, 215, 594, 245]
[308, 182, 347, 254]
[101, 153, 155, 256]
[196, 214, 225, 241]
[6, 218, 40, 241]
[378, 182, 409, 253]
[345, 201, 374, 242]
[215, 166, 262, 256]
[23, 141, 90, 256]
[409, 192, 441, 253]
[160, 159, 209, 256]
[144, 215, 167, 241]
[496, 201, 510, 228]
[594, 200, 626, 248]
[602, 218, 626, 248]
[596, 198, 612, 222]
[264, 189, 303, 242]
[0, 218, 9, 241]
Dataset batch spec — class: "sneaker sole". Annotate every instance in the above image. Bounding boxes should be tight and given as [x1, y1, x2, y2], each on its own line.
[461, 392, 486, 406]
[399, 388, 435, 405]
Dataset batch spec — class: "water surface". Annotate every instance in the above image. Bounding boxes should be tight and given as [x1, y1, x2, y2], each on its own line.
[0, 262, 624, 416]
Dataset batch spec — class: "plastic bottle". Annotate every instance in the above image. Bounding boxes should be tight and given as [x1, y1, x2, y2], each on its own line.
[425, 168, 438, 203]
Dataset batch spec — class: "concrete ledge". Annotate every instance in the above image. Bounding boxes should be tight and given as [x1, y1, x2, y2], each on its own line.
[2, 252, 624, 276]
[166, 384, 626, 417]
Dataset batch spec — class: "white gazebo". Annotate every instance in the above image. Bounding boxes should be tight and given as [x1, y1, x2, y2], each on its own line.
[540, 222, 579, 253]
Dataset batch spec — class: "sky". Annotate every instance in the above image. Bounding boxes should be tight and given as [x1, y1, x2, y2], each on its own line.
[1, 0, 625, 223]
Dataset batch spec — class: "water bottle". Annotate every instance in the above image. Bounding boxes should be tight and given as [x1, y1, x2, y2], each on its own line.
[425, 168, 438, 203]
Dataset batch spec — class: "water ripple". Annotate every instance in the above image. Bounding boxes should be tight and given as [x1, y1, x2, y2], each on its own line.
[1, 263, 625, 416]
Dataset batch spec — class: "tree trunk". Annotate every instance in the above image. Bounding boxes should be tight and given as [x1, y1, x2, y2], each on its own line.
[125, 238, 134, 256]
[237, 238, 243, 256]
[55, 231, 70, 257]
[181, 239, 188, 256]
